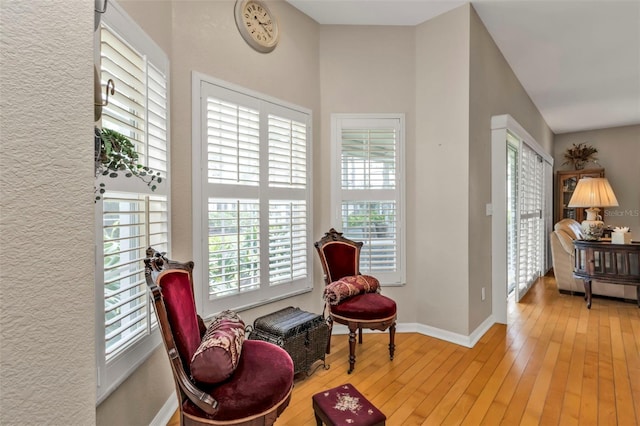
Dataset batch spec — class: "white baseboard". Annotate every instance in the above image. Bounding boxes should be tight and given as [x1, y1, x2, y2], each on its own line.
[149, 392, 178, 426]
[332, 316, 496, 348]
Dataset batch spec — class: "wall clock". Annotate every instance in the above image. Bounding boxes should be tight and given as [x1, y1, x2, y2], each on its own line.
[234, 0, 279, 53]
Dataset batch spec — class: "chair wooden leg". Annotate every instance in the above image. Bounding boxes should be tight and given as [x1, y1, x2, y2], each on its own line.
[358, 326, 363, 344]
[348, 324, 357, 374]
[388, 323, 396, 360]
[325, 316, 333, 354]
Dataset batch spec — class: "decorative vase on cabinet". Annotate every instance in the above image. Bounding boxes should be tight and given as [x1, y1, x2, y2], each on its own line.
[555, 168, 604, 224]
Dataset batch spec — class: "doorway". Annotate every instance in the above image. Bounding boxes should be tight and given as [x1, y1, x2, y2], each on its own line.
[506, 131, 546, 302]
[491, 115, 553, 323]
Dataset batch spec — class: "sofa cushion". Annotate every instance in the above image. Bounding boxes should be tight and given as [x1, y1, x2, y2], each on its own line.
[190, 310, 245, 384]
[555, 218, 583, 240]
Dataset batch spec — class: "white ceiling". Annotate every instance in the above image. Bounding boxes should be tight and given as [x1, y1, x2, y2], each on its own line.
[286, 0, 640, 135]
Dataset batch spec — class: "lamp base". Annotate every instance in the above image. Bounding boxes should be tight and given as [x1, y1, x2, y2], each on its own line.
[581, 207, 604, 240]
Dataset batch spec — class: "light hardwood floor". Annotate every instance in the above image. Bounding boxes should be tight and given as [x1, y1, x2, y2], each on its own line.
[168, 275, 640, 425]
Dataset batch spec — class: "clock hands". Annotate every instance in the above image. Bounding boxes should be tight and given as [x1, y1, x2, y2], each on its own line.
[253, 15, 273, 39]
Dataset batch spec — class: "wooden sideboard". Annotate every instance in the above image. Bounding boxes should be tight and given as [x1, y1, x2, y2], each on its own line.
[573, 240, 640, 309]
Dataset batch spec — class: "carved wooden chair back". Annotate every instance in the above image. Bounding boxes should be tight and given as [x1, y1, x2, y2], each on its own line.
[314, 228, 362, 285]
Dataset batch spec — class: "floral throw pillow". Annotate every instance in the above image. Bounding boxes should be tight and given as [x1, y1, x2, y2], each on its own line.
[190, 310, 245, 384]
[323, 275, 381, 305]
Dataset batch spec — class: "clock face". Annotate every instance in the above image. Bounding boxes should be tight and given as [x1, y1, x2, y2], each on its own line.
[235, 0, 279, 53]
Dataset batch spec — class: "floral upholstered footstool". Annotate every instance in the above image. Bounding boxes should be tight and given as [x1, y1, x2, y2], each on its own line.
[312, 383, 386, 426]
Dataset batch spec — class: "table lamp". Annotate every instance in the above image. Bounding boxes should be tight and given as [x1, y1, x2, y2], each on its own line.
[567, 177, 619, 240]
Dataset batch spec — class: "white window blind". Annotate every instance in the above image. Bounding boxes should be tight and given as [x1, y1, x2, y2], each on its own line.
[332, 115, 405, 285]
[103, 194, 168, 358]
[506, 138, 518, 295]
[207, 198, 261, 298]
[269, 200, 307, 285]
[506, 130, 545, 303]
[95, 0, 169, 403]
[268, 115, 307, 188]
[517, 143, 544, 292]
[194, 77, 312, 316]
[207, 98, 260, 185]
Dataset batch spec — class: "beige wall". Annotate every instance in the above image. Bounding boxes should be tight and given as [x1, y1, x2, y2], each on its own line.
[0, 0, 95, 424]
[468, 6, 553, 331]
[318, 24, 417, 321]
[96, 347, 175, 425]
[415, 5, 471, 334]
[553, 125, 640, 240]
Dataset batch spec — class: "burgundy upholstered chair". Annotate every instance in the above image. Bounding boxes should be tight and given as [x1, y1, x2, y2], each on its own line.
[144, 248, 294, 426]
[314, 228, 397, 374]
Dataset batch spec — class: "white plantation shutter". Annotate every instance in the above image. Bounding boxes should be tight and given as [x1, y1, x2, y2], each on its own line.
[506, 139, 518, 295]
[332, 115, 405, 285]
[268, 115, 307, 188]
[506, 129, 547, 303]
[147, 63, 168, 174]
[102, 194, 168, 359]
[341, 200, 397, 271]
[269, 200, 307, 285]
[207, 199, 260, 298]
[96, 1, 169, 403]
[195, 77, 312, 316]
[207, 98, 260, 185]
[517, 144, 544, 295]
[100, 28, 146, 156]
[341, 128, 396, 190]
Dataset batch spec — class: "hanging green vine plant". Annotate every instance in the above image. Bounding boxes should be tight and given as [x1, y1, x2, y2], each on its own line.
[95, 127, 163, 200]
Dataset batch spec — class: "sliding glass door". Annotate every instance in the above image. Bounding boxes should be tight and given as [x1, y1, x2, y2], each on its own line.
[507, 131, 546, 302]
[492, 115, 554, 323]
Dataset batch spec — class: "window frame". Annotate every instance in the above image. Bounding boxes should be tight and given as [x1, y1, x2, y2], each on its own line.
[192, 72, 313, 318]
[94, 0, 170, 404]
[331, 113, 406, 286]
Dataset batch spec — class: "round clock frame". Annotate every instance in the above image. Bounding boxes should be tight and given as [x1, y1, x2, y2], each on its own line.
[234, 0, 279, 53]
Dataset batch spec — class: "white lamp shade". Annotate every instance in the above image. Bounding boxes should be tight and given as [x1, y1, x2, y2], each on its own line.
[567, 177, 619, 208]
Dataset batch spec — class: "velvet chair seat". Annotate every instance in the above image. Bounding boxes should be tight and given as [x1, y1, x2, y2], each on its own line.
[330, 293, 397, 321]
[185, 340, 294, 421]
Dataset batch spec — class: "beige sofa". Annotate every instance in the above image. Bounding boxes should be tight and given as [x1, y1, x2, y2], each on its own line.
[550, 218, 638, 301]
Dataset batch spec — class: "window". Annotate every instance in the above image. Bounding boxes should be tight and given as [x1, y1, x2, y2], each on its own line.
[331, 114, 405, 285]
[95, 0, 169, 403]
[193, 75, 312, 317]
